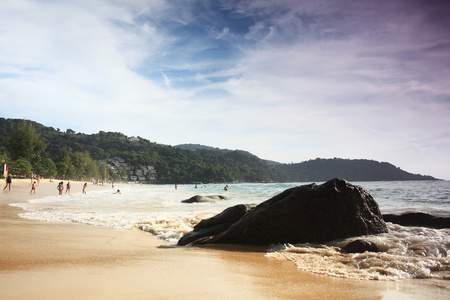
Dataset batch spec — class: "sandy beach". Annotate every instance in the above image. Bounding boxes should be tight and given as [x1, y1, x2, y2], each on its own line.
[0, 179, 448, 299]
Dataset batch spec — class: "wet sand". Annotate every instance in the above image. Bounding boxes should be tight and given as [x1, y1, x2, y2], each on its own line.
[1, 179, 448, 299]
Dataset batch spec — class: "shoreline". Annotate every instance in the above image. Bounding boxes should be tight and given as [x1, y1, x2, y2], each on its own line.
[1, 180, 448, 299]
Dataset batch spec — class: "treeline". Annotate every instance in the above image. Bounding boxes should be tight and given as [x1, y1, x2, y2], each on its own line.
[0, 118, 437, 183]
[0, 119, 107, 181]
[0, 118, 286, 183]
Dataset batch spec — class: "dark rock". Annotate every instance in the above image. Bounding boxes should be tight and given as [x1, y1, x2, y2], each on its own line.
[182, 195, 230, 203]
[342, 240, 380, 253]
[179, 178, 388, 246]
[383, 212, 450, 229]
[178, 204, 256, 246]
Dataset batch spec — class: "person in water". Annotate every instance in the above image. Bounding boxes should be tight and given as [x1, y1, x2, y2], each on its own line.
[30, 181, 36, 194]
[82, 183, 87, 194]
[57, 182, 63, 195]
[114, 189, 121, 194]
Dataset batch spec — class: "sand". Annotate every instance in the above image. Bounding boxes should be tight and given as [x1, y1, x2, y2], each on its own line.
[1, 179, 448, 299]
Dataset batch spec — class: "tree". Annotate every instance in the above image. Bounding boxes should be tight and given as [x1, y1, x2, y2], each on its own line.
[8, 120, 47, 162]
[10, 158, 33, 177]
[33, 158, 57, 178]
[0, 146, 10, 166]
[56, 156, 75, 179]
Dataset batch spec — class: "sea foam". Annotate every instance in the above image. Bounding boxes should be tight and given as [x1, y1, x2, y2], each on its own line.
[10, 181, 450, 280]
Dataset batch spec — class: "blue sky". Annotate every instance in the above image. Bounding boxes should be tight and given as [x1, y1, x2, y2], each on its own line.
[1, 0, 449, 179]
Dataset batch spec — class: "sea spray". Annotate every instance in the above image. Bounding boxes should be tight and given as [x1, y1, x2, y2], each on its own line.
[266, 223, 450, 280]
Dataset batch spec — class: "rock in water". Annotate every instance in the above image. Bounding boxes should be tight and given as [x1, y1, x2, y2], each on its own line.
[383, 212, 450, 229]
[342, 240, 380, 253]
[182, 195, 230, 203]
[178, 178, 388, 246]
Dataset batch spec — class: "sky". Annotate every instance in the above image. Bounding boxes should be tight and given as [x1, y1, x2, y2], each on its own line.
[1, 0, 449, 179]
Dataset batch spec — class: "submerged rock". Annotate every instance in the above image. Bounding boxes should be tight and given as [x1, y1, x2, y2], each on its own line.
[342, 240, 380, 253]
[383, 212, 450, 229]
[178, 178, 388, 246]
[182, 195, 230, 203]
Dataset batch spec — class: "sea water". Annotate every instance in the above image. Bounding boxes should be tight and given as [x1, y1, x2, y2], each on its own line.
[11, 180, 450, 281]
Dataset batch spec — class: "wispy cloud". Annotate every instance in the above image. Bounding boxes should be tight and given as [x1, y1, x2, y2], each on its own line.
[0, 0, 449, 179]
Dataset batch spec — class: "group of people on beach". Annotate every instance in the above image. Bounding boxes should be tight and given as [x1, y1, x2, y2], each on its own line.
[2, 175, 36, 194]
[57, 181, 88, 195]
[57, 182, 72, 195]
[3, 175, 120, 196]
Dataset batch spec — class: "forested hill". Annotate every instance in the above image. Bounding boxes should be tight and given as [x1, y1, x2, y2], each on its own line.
[273, 158, 437, 182]
[178, 144, 437, 181]
[0, 118, 439, 183]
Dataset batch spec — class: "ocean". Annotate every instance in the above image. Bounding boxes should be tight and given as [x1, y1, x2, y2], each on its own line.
[11, 180, 450, 281]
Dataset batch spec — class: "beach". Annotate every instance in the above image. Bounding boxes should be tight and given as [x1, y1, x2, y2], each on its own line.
[1, 180, 448, 299]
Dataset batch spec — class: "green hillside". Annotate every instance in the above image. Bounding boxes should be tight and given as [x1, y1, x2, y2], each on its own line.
[274, 158, 437, 181]
[0, 118, 438, 183]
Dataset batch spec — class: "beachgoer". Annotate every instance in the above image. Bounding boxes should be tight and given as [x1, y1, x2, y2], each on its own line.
[30, 181, 36, 194]
[175, 184, 177, 190]
[3, 175, 12, 191]
[57, 182, 63, 195]
[83, 183, 87, 194]
[65, 182, 71, 193]
[114, 189, 121, 194]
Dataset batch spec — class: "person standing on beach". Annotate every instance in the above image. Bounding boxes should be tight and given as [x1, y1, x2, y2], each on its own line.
[30, 181, 36, 194]
[83, 183, 87, 194]
[65, 182, 71, 194]
[3, 175, 12, 191]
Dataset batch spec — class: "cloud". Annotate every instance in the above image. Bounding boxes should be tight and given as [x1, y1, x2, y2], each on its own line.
[0, 0, 449, 179]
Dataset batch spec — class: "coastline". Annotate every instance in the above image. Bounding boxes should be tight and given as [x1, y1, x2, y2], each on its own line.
[1, 180, 448, 299]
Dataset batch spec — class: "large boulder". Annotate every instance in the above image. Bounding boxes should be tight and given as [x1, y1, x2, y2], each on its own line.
[182, 195, 230, 203]
[178, 204, 256, 246]
[178, 178, 388, 246]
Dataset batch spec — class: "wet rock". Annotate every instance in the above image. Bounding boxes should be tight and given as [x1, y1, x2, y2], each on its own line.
[342, 240, 380, 253]
[179, 178, 388, 246]
[383, 212, 450, 229]
[178, 204, 256, 246]
[182, 195, 230, 203]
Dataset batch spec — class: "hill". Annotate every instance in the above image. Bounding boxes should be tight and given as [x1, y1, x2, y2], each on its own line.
[175, 144, 233, 153]
[0, 118, 438, 183]
[274, 158, 437, 181]
[0, 118, 286, 183]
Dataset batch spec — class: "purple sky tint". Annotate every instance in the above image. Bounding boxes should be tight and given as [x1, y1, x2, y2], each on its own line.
[0, 0, 449, 179]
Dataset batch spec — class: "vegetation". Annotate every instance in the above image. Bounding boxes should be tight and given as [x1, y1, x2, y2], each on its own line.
[273, 158, 437, 182]
[0, 118, 438, 183]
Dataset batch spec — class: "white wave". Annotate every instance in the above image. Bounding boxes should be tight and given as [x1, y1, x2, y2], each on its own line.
[267, 224, 450, 281]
